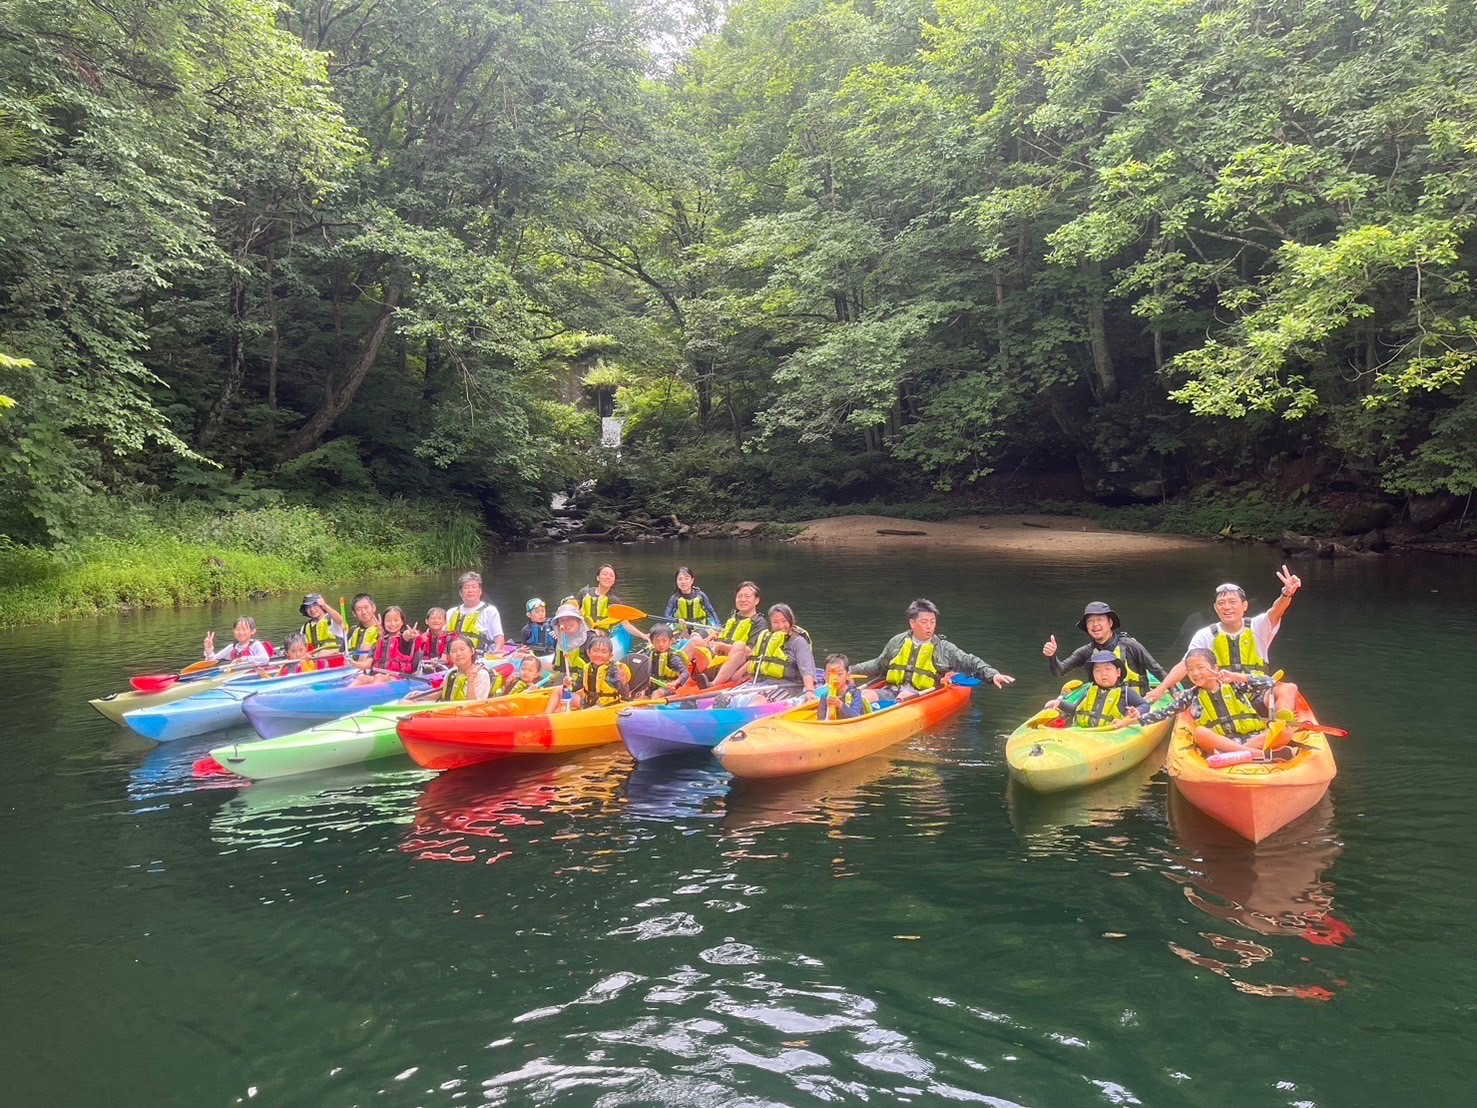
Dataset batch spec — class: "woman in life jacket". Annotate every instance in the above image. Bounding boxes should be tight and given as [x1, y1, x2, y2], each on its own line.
[683, 581, 767, 686]
[733, 603, 817, 701]
[551, 601, 592, 690]
[664, 566, 718, 632]
[576, 564, 649, 644]
[204, 617, 271, 666]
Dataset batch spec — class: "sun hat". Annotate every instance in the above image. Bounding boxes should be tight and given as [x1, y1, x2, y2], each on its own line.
[1076, 601, 1121, 634]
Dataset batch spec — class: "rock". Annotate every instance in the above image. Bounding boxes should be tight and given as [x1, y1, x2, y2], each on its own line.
[1408, 493, 1461, 532]
[1335, 500, 1395, 534]
[1356, 529, 1388, 552]
[876, 528, 927, 536]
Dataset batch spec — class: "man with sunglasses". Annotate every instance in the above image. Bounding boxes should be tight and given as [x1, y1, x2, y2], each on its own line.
[1146, 566, 1302, 719]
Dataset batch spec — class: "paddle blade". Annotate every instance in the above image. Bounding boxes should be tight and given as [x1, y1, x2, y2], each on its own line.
[180, 659, 218, 677]
[130, 674, 180, 693]
[192, 755, 234, 777]
[606, 603, 647, 623]
[949, 675, 982, 687]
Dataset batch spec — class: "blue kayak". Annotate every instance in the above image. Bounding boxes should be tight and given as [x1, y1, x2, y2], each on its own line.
[122, 669, 343, 742]
[242, 675, 422, 739]
[617, 694, 800, 761]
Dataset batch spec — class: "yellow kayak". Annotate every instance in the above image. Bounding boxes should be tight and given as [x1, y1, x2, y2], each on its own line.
[1005, 708, 1171, 793]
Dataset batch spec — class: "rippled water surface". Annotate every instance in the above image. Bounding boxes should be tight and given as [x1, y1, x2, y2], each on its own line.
[4, 542, 1474, 1105]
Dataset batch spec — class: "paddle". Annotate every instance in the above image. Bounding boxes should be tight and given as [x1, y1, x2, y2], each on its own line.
[129, 656, 224, 692]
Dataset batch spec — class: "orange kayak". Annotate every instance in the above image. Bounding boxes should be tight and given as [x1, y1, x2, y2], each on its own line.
[397, 694, 659, 771]
[714, 681, 971, 779]
[1167, 693, 1336, 842]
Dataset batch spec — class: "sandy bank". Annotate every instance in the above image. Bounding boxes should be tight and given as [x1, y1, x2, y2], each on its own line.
[782, 514, 1206, 556]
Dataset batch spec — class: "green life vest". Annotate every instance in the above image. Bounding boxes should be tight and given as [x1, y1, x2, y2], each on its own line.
[447, 603, 495, 648]
[1073, 684, 1126, 728]
[748, 625, 810, 681]
[1195, 683, 1266, 738]
[718, 611, 758, 646]
[675, 593, 710, 625]
[579, 591, 612, 626]
[300, 615, 337, 651]
[553, 645, 590, 686]
[1211, 626, 1267, 676]
[886, 638, 938, 691]
[347, 624, 380, 655]
[580, 661, 630, 706]
[442, 665, 492, 702]
[651, 649, 685, 681]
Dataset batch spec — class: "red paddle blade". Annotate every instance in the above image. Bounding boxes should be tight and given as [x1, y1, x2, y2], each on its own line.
[130, 674, 180, 693]
[192, 755, 234, 777]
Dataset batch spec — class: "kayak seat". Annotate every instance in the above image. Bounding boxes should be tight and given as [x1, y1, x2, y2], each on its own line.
[875, 698, 898, 710]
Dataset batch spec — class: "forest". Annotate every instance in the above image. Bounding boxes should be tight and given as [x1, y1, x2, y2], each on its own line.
[3, 0, 1476, 598]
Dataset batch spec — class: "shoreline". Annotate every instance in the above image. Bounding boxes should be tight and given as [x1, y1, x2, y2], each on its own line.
[772, 513, 1207, 556]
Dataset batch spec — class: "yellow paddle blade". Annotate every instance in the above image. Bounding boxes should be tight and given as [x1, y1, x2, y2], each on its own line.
[605, 603, 647, 624]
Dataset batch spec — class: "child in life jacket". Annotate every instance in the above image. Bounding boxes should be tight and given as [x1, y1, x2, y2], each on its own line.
[568, 632, 632, 709]
[1127, 647, 1284, 753]
[367, 606, 418, 679]
[646, 624, 690, 691]
[204, 617, 270, 666]
[505, 655, 547, 696]
[1045, 651, 1150, 727]
[817, 654, 870, 720]
[411, 608, 451, 672]
[519, 598, 557, 657]
[264, 632, 319, 678]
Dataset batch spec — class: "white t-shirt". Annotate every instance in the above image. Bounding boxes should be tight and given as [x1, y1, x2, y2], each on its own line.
[1186, 611, 1278, 661]
[447, 601, 503, 643]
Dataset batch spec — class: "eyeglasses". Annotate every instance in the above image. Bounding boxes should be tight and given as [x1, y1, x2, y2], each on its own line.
[1215, 583, 1246, 598]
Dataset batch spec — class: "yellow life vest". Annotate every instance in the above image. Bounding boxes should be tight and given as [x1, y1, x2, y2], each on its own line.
[275, 658, 320, 678]
[448, 603, 495, 646]
[1195, 684, 1265, 738]
[1073, 684, 1126, 728]
[553, 645, 590, 686]
[747, 625, 810, 681]
[1101, 642, 1149, 694]
[300, 616, 337, 651]
[886, 638, 938, 691]
[441, 665, 491, 702]
[506, 678, 541, 696]
[580, 661, 630, 706]
[651, 649, 685, 681]
[718, 611, 759, 646]
[675, 593, 710, 625]
[347, 624, 380, 655]
[1211, 626, 1267, 676]
[579, 591, 611, 626]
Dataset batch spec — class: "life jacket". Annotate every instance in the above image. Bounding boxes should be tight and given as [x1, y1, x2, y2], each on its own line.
[506, 678, 542, 696]
[718, 611, 761, 646]
[820, 686, 871, 719]
[579, 661, 630, 706]
[441, 665, 492, 702]
[748, 625, 811, 681]
[650, 649, 686, 682]
[300, 616, 338, 652]
[886, 637, 939, 691]
[416, 630, 451, 661]
[228, 639, 266, 662]
[347, 623, 380, 656]
[275, 657, 319, 677]
[1195, 683, 1266, 738]
[674, 591, 710, 625]
[447, 603, 495, 647]
[1211, 625, 1267, 676]
[553, 645, 590, 687]
[373, 632, 417, 675]
[1093, 634, 1150, 695]
[523, 620, 556, 653]
[1073, 684, 1126, 728]
[579, 591, 611, 626]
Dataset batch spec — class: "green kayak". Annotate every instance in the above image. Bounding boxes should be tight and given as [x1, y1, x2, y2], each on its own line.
[208, 700, 439, 781]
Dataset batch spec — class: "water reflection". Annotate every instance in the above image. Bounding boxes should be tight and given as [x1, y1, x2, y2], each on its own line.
[621, 754, 730, 822]
[401, 748, 631, 865]
[1005, 743, 1167, 848]
[210, 764, 432, 849]
[127, 727, 252, 806]
[1162, 791, 1350, 1000]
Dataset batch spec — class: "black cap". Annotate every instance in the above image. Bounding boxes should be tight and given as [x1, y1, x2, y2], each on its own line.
[1076, 601, 1121, 634]
[300, 593, 326, 618]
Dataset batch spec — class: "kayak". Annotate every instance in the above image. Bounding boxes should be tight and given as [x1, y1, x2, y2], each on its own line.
[1005, 707, 1172, 793]
[398, 695, 662, 772]
[90, 673, 232, 724]
[209, 691, 551, 780]
[618, 693, 800, 761]
[241, 675, 423, 739]
[122, 669, 350, 742]
[1167, 693, 1336, 843]
[714, 680, 972, 779]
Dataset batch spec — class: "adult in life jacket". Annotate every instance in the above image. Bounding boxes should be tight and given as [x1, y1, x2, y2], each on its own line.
[446, 571, 505, 653]
[733, 603, 817, 700]
[1045, 651, 1150, 728]
[203, 617, 271, 666]
[345, 593, 383, 671]
[569, 631, 633, 709]
[1131, 648, 1285, 753]
[1042, 601, 1165, 696]
[664, 566, 718, 632]
[683, 581, 768, 686]
[1146, 568, 1302, 721]
[852, 598, 1015, 701]
[297, 593, 345, 655]
[550, 601, 593, 691]
[576, 564, 649, 644]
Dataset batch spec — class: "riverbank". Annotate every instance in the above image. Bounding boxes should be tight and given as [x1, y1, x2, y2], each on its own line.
[783, 513, 1207, 556]
[0, 496, 483, 627]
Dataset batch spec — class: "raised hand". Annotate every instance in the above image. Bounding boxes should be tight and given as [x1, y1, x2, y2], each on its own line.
[203, 631, 215, 657]
[1277, 564, 1303, 596]
[403, 622, 420, 642]
[1042, 634, 1058, 657]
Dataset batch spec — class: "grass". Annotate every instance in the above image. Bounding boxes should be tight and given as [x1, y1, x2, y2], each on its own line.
[0, 494, 489, 627]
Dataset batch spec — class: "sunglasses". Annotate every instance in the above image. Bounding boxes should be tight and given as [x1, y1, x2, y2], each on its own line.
[1215, 583, 1246, 598]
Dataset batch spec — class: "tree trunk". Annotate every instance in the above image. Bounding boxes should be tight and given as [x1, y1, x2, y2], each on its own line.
[265, 246, 280, 411]
[1083, 260, 1118, 401]
[279, 285, 404, 461]
[196, 274, 249, 450]
[695, 357, 713, 429]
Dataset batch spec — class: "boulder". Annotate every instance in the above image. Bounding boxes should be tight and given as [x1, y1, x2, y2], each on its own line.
[1335, 500, 1395, 534]
[1408, 493, 1461, 532]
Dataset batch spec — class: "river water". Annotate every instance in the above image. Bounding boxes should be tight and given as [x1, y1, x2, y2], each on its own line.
[2, 541, 1472, 1106]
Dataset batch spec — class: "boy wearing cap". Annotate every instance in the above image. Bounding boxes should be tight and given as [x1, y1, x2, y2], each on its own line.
[1148, 566, 1302, 718]
[1045, 650, 1150, 727]
[1041, 601, 1165, 695]
[518, 598, 557, 657]
[299, 593, 345, 654]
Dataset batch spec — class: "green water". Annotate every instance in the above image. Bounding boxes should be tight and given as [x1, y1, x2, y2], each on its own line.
[3, 542, 1473, 1106]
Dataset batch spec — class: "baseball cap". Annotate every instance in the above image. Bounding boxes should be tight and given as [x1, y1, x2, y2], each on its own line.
[526, 597, 546, 613]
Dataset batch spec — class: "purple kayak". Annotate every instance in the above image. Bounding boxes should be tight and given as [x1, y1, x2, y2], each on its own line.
[242, 675, 425, 739]
[618, 695, 800, 762]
